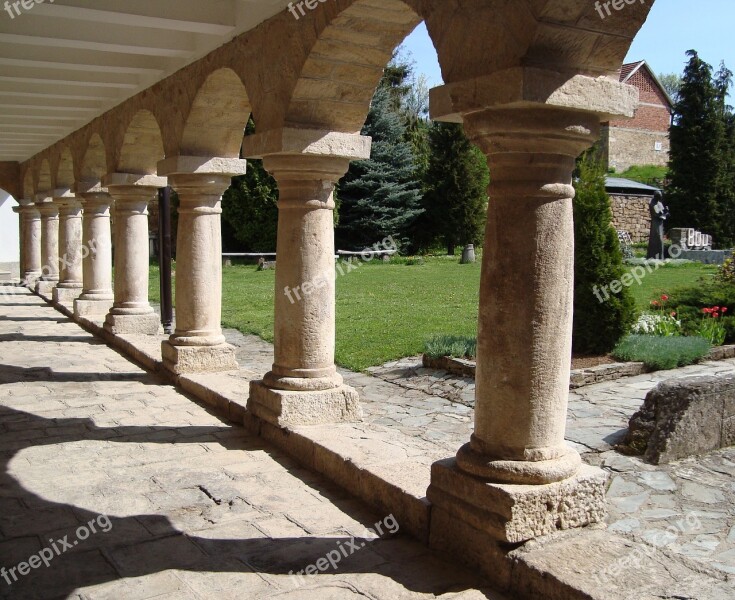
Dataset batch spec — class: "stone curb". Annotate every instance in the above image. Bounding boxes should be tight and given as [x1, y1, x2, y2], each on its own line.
[424, 345, 735, 389]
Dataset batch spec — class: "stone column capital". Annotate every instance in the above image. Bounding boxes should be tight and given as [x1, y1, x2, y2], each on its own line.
[429, 68, 638, 124]
[103, 176, 163, 215]
[242, 127, 372, 163]
[77, 191, 113, 211]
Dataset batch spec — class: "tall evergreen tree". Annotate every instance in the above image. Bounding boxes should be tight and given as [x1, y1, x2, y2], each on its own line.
[573, 154, 637, 354]
[667, 51, 733, 246]
[337, 84, 424, 249]
[419, 122, 489, 254]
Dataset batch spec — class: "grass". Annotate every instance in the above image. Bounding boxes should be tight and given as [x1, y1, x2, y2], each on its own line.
[147, 256, 716, 371]
[612, 334, 711, 370]
[150, 256, 480, 371]
[616, 165, 669, 184]
[624, 262, 718, 308]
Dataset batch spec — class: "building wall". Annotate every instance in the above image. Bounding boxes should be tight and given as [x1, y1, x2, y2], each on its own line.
[0, 190, 19, 264]
[603, 66, 672, 172]
[610, 67, 672, 132]
[610, 193, 652, 243]
[605, 126, 670, 172]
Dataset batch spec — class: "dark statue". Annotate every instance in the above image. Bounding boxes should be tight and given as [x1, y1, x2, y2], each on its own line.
[647, 191, 670, 260]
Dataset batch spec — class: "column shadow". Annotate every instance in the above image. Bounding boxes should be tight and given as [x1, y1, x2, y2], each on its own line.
[0, 405, 495, 599]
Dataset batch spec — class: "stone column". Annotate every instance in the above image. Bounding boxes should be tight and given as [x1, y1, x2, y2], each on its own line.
[52, 190, 84, 305]
[102, 174, 165, 335]
[34, 194, 59, 299]
[17, 199, 42, 287]
[157, 156, 247, 374]
[73, 187, 114, 318]
[427, 105, 612, 546]
[12, 205, 22, 281]
[242, 129, 371, 427]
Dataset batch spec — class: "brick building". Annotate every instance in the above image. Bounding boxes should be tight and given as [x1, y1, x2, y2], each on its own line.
[601, 61, 674, 172]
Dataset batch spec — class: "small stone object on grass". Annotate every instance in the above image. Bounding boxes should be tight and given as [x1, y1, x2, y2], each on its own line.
[257, 258, 276, 271]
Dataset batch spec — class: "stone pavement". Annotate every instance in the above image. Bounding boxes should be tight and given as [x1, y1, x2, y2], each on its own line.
[367, 357, 735, 578]
[0, 287, 502, 600]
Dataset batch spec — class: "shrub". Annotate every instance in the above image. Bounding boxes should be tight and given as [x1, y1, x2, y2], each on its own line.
[424, 335, 476, 359]
[573, 154, 637, 354]
[612, 335, 711, 370]
[719, 252, 735, 284]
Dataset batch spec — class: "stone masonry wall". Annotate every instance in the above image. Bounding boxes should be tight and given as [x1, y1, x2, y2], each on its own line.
[606, 127, 670, 172]
[610, 194, 652, 243]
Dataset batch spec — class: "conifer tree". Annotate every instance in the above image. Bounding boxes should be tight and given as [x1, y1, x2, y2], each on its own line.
[337, 84, 423, 249]
[667, 51, 733, 246]
[420, 122, 489, 254]
[573, 154, 637, 354]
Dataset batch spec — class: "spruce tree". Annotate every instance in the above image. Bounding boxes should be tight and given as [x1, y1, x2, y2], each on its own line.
[573, 154, 637, 354]
[420, 122, 489, 254]
[667, 51, 731, 246]
[337, 84, 423, 249]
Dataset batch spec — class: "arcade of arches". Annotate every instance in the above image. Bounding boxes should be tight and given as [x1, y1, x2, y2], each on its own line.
[0, 0, 655, 593]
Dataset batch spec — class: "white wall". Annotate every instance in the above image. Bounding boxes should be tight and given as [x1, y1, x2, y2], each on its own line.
[0, 190, 19, 263]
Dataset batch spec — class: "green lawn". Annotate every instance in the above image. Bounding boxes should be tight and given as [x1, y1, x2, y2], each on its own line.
[624, 262, 717, 307]
[148, 257, 716, 371]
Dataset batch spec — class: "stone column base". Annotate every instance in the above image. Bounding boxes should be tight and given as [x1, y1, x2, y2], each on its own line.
[104, 313, 161, 336]
[248, 380, 362, 427]
[427, 458, 607, 545]
[161, 340, 238, 375]
[74, 298, 113, 318]
[35, 280, 57, 301]
[53, 286, 82, 304]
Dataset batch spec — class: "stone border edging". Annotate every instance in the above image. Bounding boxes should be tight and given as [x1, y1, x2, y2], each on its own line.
[424, 345, 735, 389]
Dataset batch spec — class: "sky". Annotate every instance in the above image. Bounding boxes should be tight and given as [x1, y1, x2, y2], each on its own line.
[402, 0, 734, 100]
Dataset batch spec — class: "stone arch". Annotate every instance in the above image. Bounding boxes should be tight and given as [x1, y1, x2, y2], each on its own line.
[284, 0, 423, 133]
[56, 146, 75, 189]
[117, 110, 165, 175]
[37, 160, 52, 194]
[180, 68, 251, 158]
[79, 133, 107, 185]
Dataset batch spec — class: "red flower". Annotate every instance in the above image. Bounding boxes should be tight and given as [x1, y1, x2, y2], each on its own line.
[652, 301, 660, 307]
[671, 311, 677, 317]
[702, 308, 711, 314]
[724, 307, 729, 314]
[661, 295, 669, 302]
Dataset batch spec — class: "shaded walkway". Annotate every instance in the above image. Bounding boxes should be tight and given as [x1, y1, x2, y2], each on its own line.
[0, 288, 499, 600]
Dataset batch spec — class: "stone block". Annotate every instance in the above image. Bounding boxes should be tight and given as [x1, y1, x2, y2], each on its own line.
[248, 380, 362, 427]
[427, 459, 607, 544]
[161, 341, 238, 375]
[73, 298, 113, 318]
[103, 312, 161, 336]
[52, 286, 82, 304]
[623, 375, 735, 463]
[34, 280, 56, 300]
